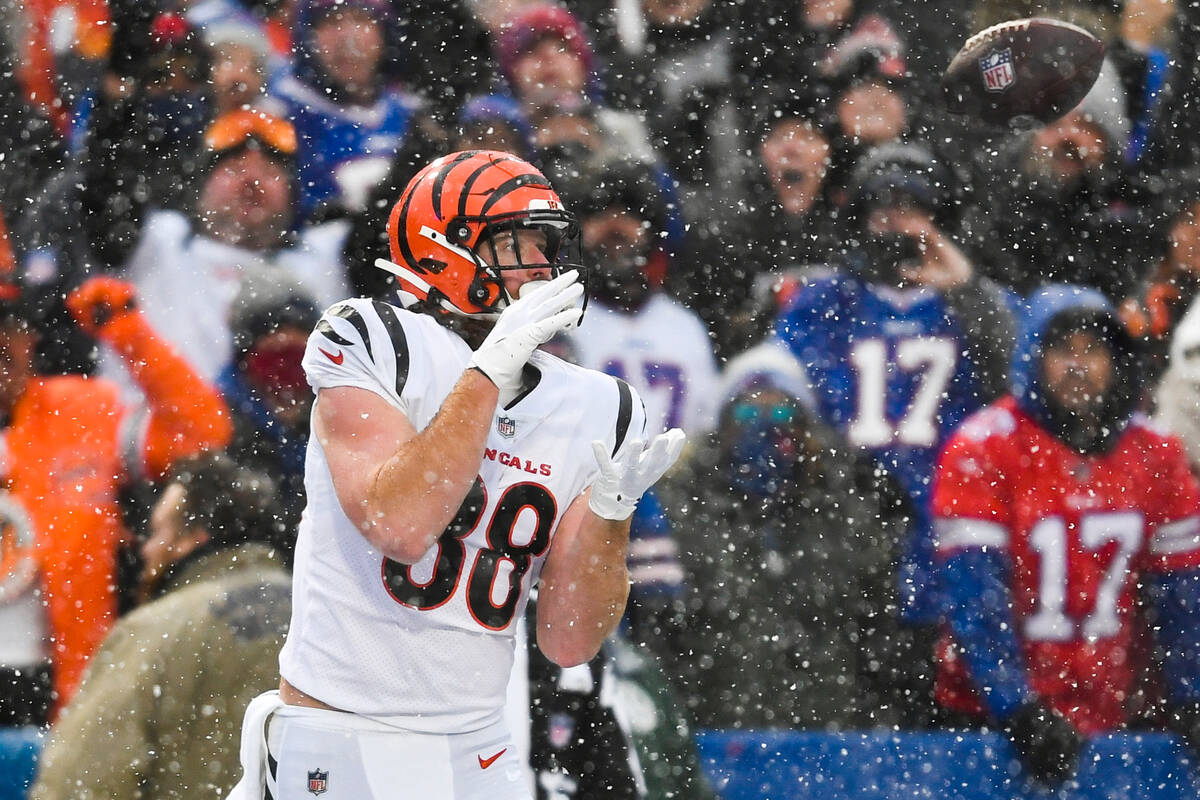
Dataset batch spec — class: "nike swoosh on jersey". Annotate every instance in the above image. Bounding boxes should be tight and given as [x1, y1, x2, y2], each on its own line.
[318, 347, 345, 365]
[478, 749, 507, 769]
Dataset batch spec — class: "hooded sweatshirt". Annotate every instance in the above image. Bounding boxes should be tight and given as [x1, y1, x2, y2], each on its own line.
[934, 285, 1200, 733]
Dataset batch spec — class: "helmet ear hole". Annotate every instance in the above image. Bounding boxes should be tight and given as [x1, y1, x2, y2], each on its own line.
[446, 217, 474, 247]
[468, 275, 495, 307]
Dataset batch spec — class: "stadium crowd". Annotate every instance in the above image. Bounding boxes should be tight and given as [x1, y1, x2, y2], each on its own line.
[4, 0, 1200, 796]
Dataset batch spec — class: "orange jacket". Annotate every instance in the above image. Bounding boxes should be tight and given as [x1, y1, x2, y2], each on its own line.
[6, 310, 231, 711]
[17, 0, 110, 135]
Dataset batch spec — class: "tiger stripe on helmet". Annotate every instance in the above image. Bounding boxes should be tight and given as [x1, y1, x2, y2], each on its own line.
[457, 156, 522, 217]
[480, 173, 553, 215]
[430, 150, 478, 221]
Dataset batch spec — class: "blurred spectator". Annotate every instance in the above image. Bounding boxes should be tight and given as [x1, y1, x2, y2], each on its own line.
[564, 160, 718, 436]
[734, 0, 905, 110]
[497, 4, 663, 170]
[497, 3, 597, 114]
[187, 0, 294, 66]
[217, 272, 322, 556]
[6, 13, 211, 375]
[1121, 187, 1200, 379]
[693, 99, 842, 357]
[830, 46, 909, 148]
[12, 0, 112, 136]
[773, 143, 1015, 719]
[660, 343, 903, 729]
[0, 70, 64, 240]
[0, 276, 230, 725]
[579, 0, 746, 217]
[1142, 0, 1200, 176]
[494, 5, 690, 269]
[106, 109, 350, 384]
[554, 162, 704, 652]
[385, 0, 495, 121]
[202, 23, 286, 117]
[1121, 0, 1177, 51]
[1154, 295, 1200, 469]
[972, 0, 1167, 166]
[932, 285, 1200, 783]
[30, 453, 290, 800]
[511, 599, 717, 798]
[824, 43, 914, 206]
[964, 65, 1153, 299]
[86, 12, 213, 226]
[275, 0, 421, 221]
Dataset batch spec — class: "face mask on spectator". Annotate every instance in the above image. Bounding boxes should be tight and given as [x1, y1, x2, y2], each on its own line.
[727, 402, 801, 498]
[241, 337, 312, 428]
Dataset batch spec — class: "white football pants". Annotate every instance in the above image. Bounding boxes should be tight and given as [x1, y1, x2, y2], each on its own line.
[225, 691, 532, 800]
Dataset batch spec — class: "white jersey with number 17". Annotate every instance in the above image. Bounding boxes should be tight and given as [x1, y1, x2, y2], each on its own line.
[279, 298, 646, 734]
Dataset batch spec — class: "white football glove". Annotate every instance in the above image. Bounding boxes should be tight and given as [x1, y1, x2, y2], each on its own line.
[588, 429, 686, 521]
[468, 270, 584, 403]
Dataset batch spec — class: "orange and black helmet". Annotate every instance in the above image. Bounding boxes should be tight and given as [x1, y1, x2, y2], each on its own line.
[378, 150, 585, 317]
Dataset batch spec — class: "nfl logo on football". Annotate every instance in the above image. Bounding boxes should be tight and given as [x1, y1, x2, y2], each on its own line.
[979, 48, 1015, 92]
[307, 769, 329, 796]
[498, 416, 517, 438]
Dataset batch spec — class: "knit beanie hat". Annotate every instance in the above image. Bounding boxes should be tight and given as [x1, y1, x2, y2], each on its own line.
[495, 4, 595, 86]
[1071, 57, 1130, 152]
[230, 268, 320, 360]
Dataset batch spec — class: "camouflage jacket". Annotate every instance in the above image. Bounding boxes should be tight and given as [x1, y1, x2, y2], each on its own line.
[31, 543, 290, 800]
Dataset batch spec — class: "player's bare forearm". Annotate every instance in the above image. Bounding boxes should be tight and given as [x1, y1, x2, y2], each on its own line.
[368, 369, 499, 561]
[536, 503, 631, 667]
[317, 370, 499, 563]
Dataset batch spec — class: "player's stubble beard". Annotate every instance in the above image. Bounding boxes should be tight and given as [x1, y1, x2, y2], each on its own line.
[445, 314, 492, 351]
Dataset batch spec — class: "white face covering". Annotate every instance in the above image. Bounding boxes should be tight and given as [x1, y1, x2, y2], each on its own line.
[517, 280, 549, 300]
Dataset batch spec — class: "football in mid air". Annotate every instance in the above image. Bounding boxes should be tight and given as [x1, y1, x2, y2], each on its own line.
[940, 17, 1105, 128]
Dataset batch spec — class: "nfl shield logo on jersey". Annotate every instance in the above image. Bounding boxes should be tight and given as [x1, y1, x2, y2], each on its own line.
[549, 712, 575, 749]
[307, 769, 329, 796]
[979, 48, 1015, 91]
[498, 416, 517, 438]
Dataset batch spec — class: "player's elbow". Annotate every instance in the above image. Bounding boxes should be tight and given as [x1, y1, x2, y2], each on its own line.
[377, 523, 440, 564]
[539, 636, 603, 669]
[537, 610, 618, 667]
[378, 538, 430, 565]
[352, 514, 436, 564]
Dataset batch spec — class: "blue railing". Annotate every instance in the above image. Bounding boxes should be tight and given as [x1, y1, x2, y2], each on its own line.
[694, 730, 1200, 800]
[5, 726, 1200, 799]
[0, 728, 40, 800]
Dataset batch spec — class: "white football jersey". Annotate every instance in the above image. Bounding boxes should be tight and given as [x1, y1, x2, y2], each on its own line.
[566, 293, 718, 435]
[279, 298, 646, 734]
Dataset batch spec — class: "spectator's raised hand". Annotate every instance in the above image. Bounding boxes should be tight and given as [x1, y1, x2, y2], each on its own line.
[881, 207, 973, 291]
[66, 276, 139, 335]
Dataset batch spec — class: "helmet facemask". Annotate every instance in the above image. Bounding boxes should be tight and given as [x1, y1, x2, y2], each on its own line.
[472, 209, 587, 311]
[380, 207, 588, 319]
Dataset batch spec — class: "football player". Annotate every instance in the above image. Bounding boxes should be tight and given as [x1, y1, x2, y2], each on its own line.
[224, 151, 685, 800]
[773, 143, 1016, 701]
[934, 285, 1200, 782]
